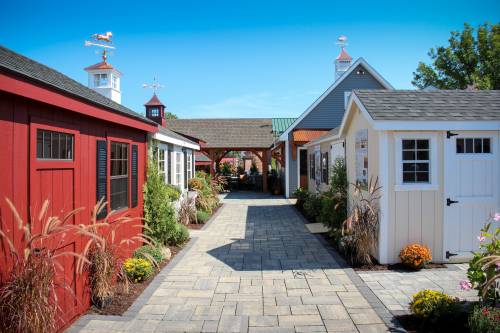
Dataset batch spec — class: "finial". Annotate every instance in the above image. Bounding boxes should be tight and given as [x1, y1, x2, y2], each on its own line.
[142, 77, 165, 93]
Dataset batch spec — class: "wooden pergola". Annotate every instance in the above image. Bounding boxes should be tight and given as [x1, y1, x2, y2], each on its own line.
[164, 118, 276, 192]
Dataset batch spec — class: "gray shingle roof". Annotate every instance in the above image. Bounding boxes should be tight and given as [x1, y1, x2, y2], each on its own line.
[354, 90, 500, 121]
[0, 45, 156, 126]
[158, 126, 198, 146]
[166, 118, 274, 148]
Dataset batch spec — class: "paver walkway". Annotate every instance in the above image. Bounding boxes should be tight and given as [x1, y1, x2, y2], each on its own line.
[358, 264, 478, 314]
[70, 193, 396, 333]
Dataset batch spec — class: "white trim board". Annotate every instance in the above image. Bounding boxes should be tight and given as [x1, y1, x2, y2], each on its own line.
[285, 140, 290, 198]
[154, 132, 200, 150]
[278, 58, 393, 141]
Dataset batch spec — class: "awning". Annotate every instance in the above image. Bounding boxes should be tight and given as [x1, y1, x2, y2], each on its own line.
[292, 130, 329, 143]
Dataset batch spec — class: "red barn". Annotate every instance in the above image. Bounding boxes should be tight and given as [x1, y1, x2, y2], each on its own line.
[0, 45, 157, 330]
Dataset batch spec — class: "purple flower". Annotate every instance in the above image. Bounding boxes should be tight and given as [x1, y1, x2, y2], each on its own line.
[477, 235, 486, 242]
[460, 280, 472, 291]
[494, 212, 500, 222]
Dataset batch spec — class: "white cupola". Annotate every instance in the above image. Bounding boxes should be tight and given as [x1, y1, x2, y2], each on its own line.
[334, 36, 352, 80]
[84, 51, 122, 104]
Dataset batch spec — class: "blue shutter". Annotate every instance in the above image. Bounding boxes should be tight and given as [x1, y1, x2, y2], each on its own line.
[131, 145, 138, 208]
[183, 148, 187, 189]
[167, 144, 173, 184]
[96, 140, 107, 219]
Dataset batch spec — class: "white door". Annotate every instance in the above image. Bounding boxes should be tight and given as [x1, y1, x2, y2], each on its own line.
[331, 141, 345, 163]
[443, 131, 499, 262]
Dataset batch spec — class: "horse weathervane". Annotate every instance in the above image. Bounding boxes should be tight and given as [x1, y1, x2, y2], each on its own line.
[84, 32, 115, 62]
[336, 35, 348, 48]
[142, 77, 165, 93]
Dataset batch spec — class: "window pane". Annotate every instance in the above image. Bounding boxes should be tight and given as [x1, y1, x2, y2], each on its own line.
[36, 130, 43, 158]
[483, 139, 491, 153]
[474, 138, 483, 153]
[465, 138, 474, 153]
[402, 151, 415, 160]
[403, 163, 416, 172]
[416, 163, 429, 172]
[403, 172, 415, 182]
[416, 140, 429, 149]
[122, 160, 128, 175]
[456, 139, 464, 153]
[416, 172, 429, 182]
[416, 150, 429, 160]
[402, 140, 415, 149]
[51, 132, 59, 158]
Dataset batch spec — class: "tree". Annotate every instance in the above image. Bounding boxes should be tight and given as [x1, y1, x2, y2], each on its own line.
[165, 112, 178, 120]
[412, 23, 500, 90]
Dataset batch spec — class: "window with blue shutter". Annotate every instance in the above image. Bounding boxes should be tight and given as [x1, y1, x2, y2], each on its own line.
[96, 140, 107, 219]
[183, 149, 188, 189]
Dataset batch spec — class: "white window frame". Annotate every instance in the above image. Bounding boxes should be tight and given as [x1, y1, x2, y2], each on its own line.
[175, 151, 183, 187]
[186, 151, 193, 179]
[93, 73, 108, 87]
[394, 133, 438, 191]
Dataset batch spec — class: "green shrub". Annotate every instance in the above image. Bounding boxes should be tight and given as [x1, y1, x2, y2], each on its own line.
[303, 194, 322, 222]
[133, 245, 164, 266]
[165, 184, 181, 201]
[123, 258, 153, 283]
[469, 305, 500, 333]
[293, 187, 310, 210]
[197, 210, 211, 224]
[143, 153, 179, 245]
[410, 290, 458, 323]
[169, 223, 189, 245]
[320, 159, 348, 230]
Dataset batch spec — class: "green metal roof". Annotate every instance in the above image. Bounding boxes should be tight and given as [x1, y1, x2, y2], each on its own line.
[272, 118, 297, 134]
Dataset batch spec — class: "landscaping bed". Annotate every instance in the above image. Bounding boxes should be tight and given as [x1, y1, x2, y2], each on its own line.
[87, 244, 184, 316]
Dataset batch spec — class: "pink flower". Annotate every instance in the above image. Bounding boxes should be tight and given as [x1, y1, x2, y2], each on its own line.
[460, 280, 472, 291]
[494, 212, 500, 222]
[477, 235, 486, 242]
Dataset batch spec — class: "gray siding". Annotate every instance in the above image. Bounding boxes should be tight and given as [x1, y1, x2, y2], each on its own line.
[296, 64, 385, 129]
[287, 63, 387, 197]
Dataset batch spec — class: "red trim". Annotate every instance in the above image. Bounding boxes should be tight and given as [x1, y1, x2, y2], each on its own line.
[0, 73, 158, 133]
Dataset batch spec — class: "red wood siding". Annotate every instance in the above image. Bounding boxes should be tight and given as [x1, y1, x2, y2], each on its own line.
[0, 90, 149, 331]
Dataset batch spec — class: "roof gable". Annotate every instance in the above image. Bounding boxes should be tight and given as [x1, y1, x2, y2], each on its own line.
[279, 58, 392, 140]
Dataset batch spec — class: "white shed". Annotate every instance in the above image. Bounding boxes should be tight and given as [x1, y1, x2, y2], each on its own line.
[306, 90, 500, 264]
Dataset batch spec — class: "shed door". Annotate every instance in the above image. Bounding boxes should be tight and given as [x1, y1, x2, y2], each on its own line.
[29, 120, 81, 328]
[443, 131, 499, 262]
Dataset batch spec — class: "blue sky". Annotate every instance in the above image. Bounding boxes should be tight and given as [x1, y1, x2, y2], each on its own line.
[1, 0, 498, 118]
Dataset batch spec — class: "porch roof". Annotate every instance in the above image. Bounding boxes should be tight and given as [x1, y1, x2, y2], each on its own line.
[166, 118, 274, 149]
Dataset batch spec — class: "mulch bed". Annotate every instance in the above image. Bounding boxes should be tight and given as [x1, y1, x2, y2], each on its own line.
[395, 313, 470, 333]
[87, 244, 184, 316]
[353, 262, 446, 271]
[186, 223, 204, 230]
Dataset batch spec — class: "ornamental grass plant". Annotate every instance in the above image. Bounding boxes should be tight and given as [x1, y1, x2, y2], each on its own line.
[0, 199, 87, 333]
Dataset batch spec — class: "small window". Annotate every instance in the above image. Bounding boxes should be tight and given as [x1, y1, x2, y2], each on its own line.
[456, 138, 491, 154]
[110, 142, 129, 210]
[175, 152, 182, 186]
[36, 129, 74, 160]
[402, 139, 430, 183]
[93, 73, 108, 87]
[150, 108, 159, 117]
[157, 148, 166, 180]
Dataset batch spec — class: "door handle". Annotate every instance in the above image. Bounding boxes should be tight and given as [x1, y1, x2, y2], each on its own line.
[446, 198, 459, 206]
[446, 251, 458, 259]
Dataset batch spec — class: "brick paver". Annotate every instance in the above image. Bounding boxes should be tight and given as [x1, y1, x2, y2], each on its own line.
[69, 193, 391, 333]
